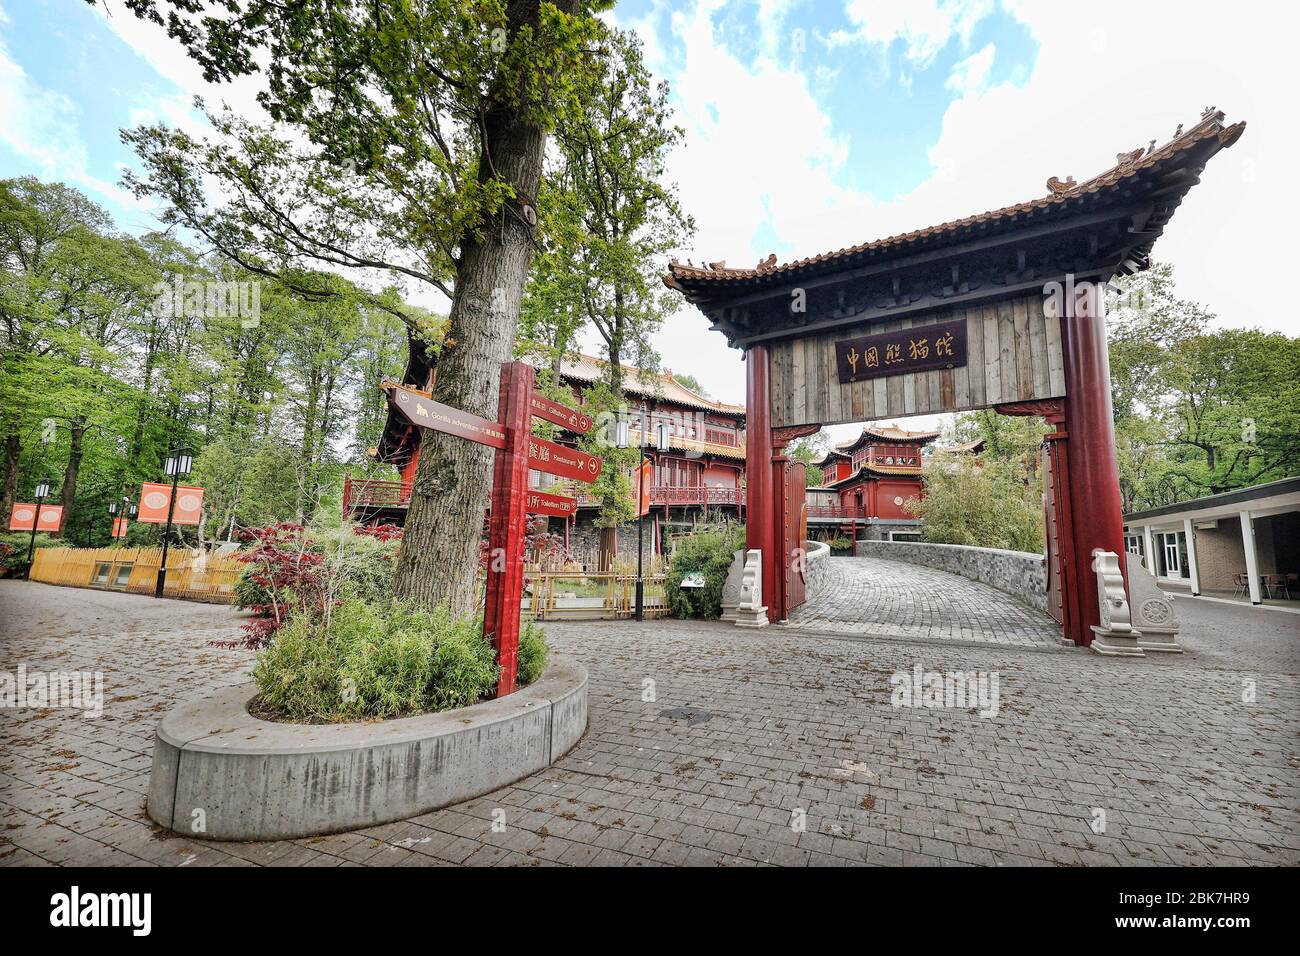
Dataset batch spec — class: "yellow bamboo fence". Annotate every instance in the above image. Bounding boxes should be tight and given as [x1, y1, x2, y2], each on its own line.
[522, 569, 669, 621]
[29, 546, 244, 604]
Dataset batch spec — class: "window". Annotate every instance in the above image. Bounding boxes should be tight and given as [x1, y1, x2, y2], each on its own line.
[1161, 533, 1182, 577]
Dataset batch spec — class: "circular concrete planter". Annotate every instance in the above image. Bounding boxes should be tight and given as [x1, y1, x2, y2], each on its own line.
[147, 657, 587, 841]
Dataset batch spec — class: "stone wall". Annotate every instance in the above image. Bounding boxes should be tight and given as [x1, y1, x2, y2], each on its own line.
[854, 539, 1048, 611]
[803, 540, 832, 598]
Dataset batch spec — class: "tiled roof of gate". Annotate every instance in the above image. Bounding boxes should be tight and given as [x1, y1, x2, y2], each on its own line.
[664, 110, 1245, 291]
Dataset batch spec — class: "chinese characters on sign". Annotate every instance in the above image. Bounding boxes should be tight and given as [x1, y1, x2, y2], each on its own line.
[834, 318, 968, 383]
[528, 394, 594, 434]
[524, 490, 577, 518]
[527, 436, 603, 483]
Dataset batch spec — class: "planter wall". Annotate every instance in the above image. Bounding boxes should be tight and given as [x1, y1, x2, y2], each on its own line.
[147, 657, 587, 842]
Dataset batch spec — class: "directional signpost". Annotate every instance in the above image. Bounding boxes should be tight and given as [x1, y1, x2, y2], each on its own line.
[524, 490, 578, 519]
[390, 362, 602, 697]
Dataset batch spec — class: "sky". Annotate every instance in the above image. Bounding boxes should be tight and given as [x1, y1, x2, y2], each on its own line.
[2, 0, 1296, 445]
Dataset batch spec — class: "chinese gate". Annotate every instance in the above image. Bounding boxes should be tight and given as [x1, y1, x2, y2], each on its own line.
[666, 110, 1245, 642]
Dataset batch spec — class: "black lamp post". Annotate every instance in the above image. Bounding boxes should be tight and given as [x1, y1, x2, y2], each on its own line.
[24, 476, 51, 580]
[155, 445, 192, 597]
[619, 409, 668, 621]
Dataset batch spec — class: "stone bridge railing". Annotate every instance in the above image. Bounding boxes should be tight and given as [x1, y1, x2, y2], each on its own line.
[853, 540, 1048, 611]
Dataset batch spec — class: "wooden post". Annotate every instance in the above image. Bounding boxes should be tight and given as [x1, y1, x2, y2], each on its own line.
[484, 360, 534, 697]
[1061, 285, 1127, 645]
[744, 345, 777, 617]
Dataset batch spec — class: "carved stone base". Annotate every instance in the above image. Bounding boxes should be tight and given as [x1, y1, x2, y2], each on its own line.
[734, 549, 767, 628]
[1135, 629, 1183, 653]
[1127, 558, 1183, 652]
[1089, 625, 1146, 657]
[720, 550, 743, 623]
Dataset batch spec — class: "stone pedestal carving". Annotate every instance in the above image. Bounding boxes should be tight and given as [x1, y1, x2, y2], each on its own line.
[720, 550, 744, 622]
[1130, 555, 1183, 653]
[734, 549, 769, 628]
[1089, 549, 1145, 657]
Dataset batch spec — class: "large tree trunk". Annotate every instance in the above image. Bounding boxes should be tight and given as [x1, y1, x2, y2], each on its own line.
[56, 417, 85, 538]
[0, 432, 19, 527]
[391, 10, 552, 614]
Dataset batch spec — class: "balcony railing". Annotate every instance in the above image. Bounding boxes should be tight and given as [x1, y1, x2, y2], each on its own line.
[806, 504, 871, 520]
[344, 476, 746, 516]
[575, 485, 744, 508]
[344, 476, 413, 513]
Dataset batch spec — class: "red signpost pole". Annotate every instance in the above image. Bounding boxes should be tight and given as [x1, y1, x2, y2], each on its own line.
[484, 361, 534, 697]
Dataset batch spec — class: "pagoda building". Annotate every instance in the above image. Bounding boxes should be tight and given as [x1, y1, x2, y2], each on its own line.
[809, 423, 939, 541]
[345, 334, 746, 567]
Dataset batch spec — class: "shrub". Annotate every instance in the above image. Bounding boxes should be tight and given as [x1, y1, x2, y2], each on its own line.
[516, 622, 550, 686]
[665, 523, 745, 619]
[0, 531, 59, 578]
[826, 536, 854, 551]
[908, 457, 1045, 553]
[252, 599, 500, 722]
[228, 520, 401, 649]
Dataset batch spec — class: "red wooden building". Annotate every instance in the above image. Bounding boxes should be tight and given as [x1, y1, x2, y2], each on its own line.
[815, 424, 937, 519]
[345, 338, 746, 564]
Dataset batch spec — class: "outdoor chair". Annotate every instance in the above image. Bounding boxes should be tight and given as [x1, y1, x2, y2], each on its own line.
[1232, 572, 1248, 599]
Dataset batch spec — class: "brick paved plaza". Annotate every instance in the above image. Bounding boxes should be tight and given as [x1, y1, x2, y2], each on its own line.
[789, 555, 1063, 648]
[2, 574, 1298, 867]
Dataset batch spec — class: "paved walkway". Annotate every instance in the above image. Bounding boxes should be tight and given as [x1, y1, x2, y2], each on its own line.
[1, 580, 1297, 867]
[788, 555, 1063, 648]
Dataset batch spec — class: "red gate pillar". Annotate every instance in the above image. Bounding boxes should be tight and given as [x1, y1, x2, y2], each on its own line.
[1061, 284, 1127, 645]
[484, 360, 534, 696]
[744, 345, 777, 618]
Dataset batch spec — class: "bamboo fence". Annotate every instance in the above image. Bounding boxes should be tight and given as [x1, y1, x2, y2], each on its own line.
[29, 546, 244, 603]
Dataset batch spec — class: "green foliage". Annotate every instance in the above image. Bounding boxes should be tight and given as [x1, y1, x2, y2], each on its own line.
[1109, 264, 1300, 508]
[787, 433, 829, 486]
[826, 536, 854, 552]
[0, 531, 58, 577]
[516, 622, 551, 687]
[664, 523, 745, 619]
[252, 599, 500, 723]
[522, 25, 692, 398]
[909, 458, 1045, 554]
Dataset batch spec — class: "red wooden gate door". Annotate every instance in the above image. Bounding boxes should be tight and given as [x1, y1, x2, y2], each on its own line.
[783, 460, 808, 613]
[1042, 442, 1064, 625]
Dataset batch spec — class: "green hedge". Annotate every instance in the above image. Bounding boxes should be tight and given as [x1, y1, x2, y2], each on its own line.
[253, 599, 550, 722]
[664, 524, 745, 619]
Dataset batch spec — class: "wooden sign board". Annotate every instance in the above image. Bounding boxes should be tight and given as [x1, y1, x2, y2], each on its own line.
[527, 436, 602, 483]
[524, 489, 577, 518]
[768, 294, 1067, 428]
[529, 394, 593, 434]
[391, 385, 506, 449]
[834, 318, 966, 383]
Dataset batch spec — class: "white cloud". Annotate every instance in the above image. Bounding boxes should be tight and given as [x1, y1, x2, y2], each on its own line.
[829, 0, 993, 66]
[0, 33, 140, 211]
[945, 42, 994, 94]
[612, 0, 1299, 424]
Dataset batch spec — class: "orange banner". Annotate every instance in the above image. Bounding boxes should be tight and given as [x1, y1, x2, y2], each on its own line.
[112, 517, 130, 538]
[138, 482, 205, 525]
[9, 503, 63, 532]
[634, 460, 653, 518]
